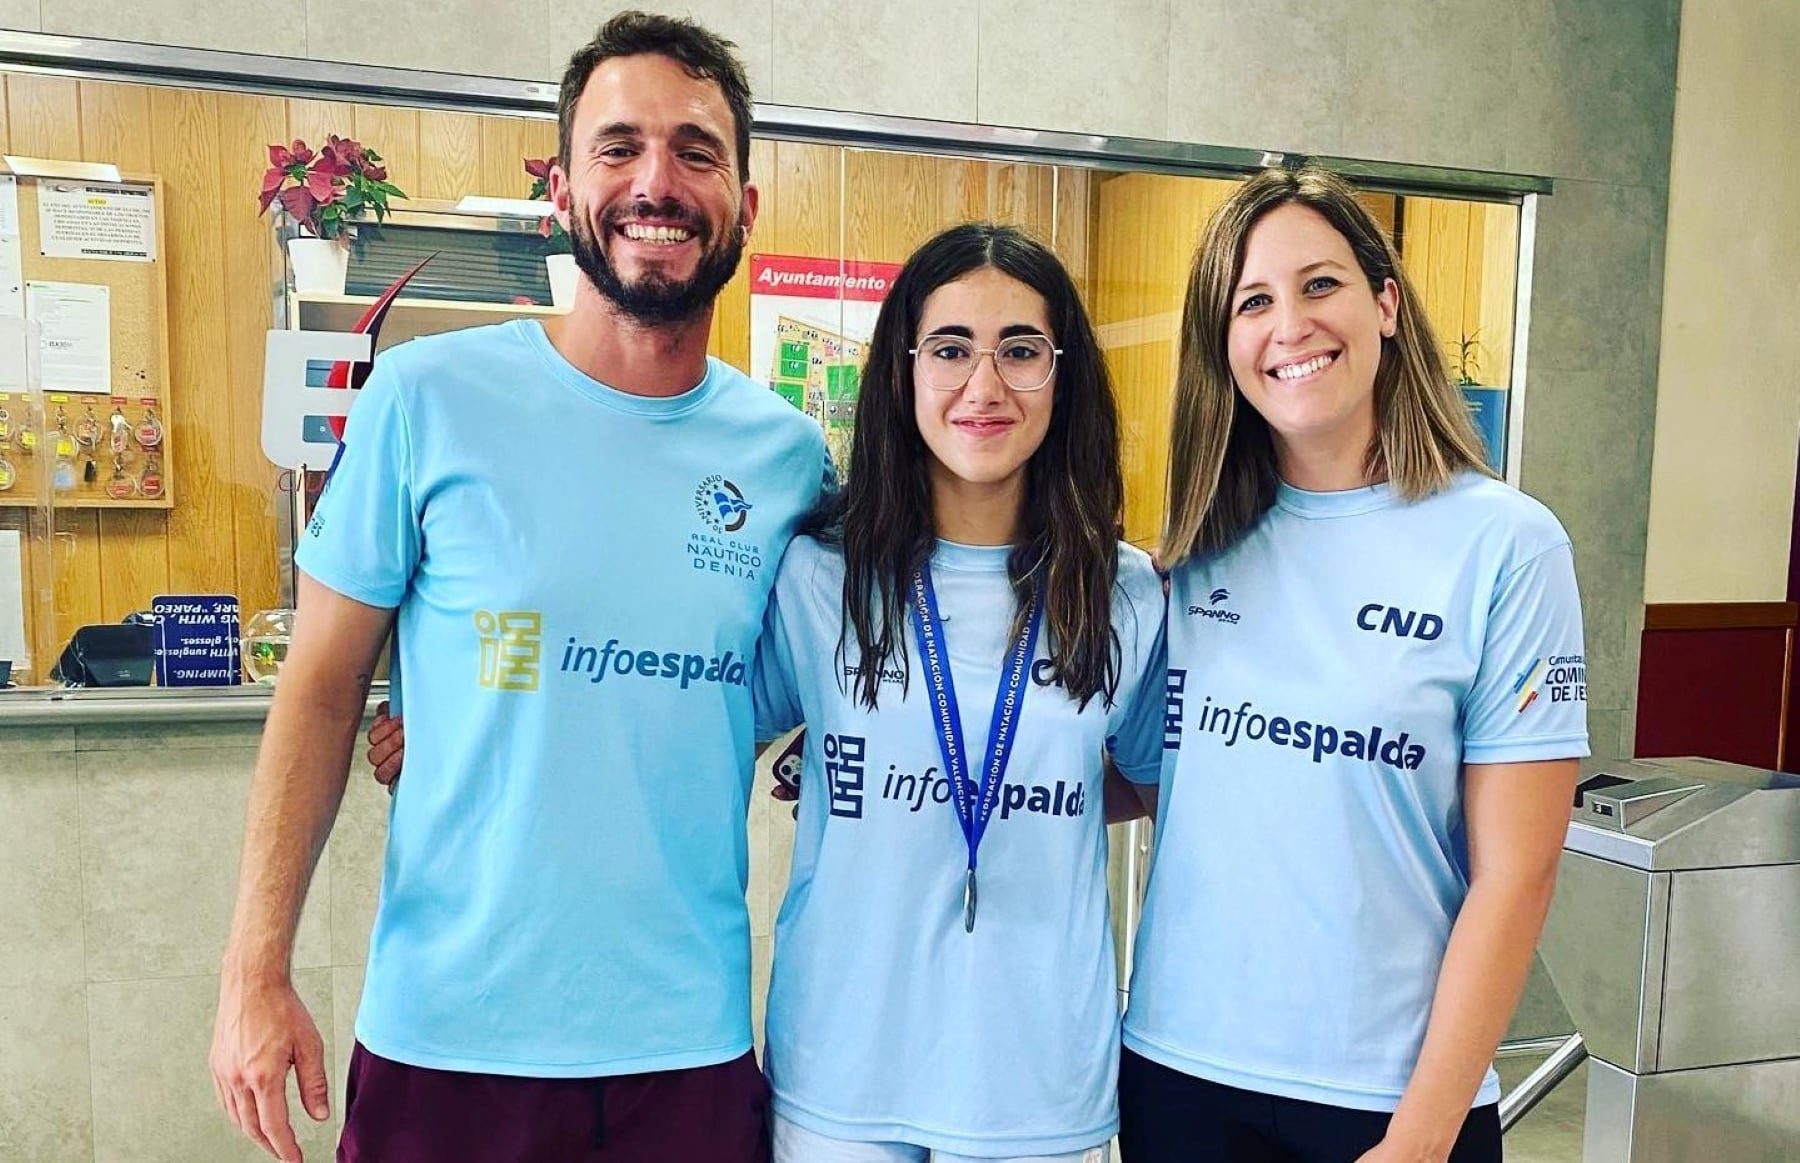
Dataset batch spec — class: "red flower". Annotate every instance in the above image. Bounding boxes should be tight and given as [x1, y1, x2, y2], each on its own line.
[277, 187, 317, 222]
[268, 140, 314, 169]
[524, 157, 553, 180]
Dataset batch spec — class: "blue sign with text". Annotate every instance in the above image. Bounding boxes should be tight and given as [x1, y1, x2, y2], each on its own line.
[152, 594, 242, 687]
[1462, 386, 1508, 474]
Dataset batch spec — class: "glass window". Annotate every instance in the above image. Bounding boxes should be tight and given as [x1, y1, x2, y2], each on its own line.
[0, 74, 1524, 691]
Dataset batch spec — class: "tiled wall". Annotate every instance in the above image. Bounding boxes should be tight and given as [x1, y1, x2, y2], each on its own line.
[0, 722, 360, 1161]
[0, 714, 1160, 1160]
[0, 716, 819, 1161]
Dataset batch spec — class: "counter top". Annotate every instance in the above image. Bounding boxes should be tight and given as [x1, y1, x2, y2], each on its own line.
[0, 683, 389, 725]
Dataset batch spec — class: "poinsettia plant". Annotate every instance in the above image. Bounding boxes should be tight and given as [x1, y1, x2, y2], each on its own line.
[259, 136, 406, 241]
[524, 157, 572, 254]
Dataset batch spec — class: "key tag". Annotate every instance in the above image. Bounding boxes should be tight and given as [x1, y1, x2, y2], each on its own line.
[139, 453, 163, 498]
[75, 405, 101, 450]
[52, 412, 77, 460]
[16, 419, 35, 454]
[52, 454, 76, 491]
[0, 453, 14, 491]
[135, 408, 164, 449]
[108, 408, 130, 454]
[105, 456, 135, 499]
[0, 405, 10, 442]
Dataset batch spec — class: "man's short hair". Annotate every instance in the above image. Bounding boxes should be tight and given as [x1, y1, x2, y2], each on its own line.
[556, 10, 754, 183]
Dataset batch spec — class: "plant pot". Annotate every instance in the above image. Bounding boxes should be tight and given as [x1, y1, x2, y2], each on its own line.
[288, 236, 349, 295]
[546, 253, 578, 309]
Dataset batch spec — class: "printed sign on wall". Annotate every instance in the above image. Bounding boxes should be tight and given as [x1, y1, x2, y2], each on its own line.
[748, 254, 902, 474]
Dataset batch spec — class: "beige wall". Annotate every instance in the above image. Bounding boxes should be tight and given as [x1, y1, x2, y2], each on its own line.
[1643, 1, 1800, 603]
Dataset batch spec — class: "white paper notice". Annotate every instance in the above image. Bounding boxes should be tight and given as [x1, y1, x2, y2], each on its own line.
[37, 181, 156, 262]
[26, 281, 110, 394]
[0, 529, 26, 675]
[0, 176, 23, 318]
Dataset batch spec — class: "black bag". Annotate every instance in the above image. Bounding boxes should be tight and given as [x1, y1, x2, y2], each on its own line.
[53, 623, 155, 687]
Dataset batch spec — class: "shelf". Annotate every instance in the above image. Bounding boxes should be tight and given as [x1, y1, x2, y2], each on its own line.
[293, 292, 565, 316]
[291, 292, 568, 352]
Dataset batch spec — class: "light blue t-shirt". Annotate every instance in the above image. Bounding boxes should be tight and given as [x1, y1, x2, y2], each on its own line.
[755, 536, 1167, 1157]
[296, 319, 829, 1077]
[1123, 473, 1588, 1112]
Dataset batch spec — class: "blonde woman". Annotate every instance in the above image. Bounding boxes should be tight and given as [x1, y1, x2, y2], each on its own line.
[1119, 167, 1586, 1163]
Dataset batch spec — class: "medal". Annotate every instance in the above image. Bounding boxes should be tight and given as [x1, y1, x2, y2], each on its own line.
[910, 562, 1043, 934]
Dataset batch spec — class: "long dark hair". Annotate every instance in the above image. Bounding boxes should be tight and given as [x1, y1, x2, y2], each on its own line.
[805, 223, 1123, 710]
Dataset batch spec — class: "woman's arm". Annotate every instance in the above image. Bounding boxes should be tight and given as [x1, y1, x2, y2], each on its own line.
[1359, 758, 1576, 1162]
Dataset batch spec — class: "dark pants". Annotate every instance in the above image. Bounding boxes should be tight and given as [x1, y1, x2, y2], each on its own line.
[1117, 1047, 1503, 1163]
[338, 1042, 770, 1163]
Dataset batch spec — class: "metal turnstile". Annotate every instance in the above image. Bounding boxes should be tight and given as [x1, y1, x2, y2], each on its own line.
[1537, 756, 1800, 1161]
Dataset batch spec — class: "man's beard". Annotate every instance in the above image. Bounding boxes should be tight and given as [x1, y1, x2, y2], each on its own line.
[570, 198, 745, 326]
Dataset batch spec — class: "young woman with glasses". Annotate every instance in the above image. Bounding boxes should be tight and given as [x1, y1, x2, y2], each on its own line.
[1116, 167, 1587, 1163]
[754, 222, 1164, 1163]
[366, 222, 1165, 1162]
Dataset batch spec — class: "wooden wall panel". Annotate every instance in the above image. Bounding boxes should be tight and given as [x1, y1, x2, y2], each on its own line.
[416, 112, 483, 201]
[1478, 207, 1518, 387]
[1091, 172, 1237, 548]
[769, 141, 840, 258]
[478, 115, 541, 205]
[219, 93, 290, 625]
[81, 82, 172, 620]
[284, 99, 359, 157]
[353, 105, 421, 199]
[150, 88, 236, 601]
[1398, 196, 1517, 389]
[706, 138, 777, 374]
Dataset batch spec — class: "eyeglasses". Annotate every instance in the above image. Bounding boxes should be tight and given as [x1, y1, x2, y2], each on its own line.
[908, 333, 1061, 392]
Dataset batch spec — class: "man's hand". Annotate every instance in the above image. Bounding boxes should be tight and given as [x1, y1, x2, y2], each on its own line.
[209, 974, 330, 1162]
[367, 701, 404, 789]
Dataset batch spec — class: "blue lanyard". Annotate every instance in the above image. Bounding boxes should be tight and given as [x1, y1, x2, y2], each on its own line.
[910, 562, 1043, 931]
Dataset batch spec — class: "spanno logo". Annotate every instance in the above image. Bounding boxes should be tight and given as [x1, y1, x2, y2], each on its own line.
[693, 474, 752, 534]
[1188, 586, 1241, 625]
[474, 610, 544, 692]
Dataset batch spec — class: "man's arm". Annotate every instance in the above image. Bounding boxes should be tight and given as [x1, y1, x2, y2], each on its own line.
[210, 572, 394, 1163]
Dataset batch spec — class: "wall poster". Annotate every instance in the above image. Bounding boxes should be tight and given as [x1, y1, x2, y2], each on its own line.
[748, 254, 902, 474]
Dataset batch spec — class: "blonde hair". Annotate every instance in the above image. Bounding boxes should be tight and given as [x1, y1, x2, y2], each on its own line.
[1160, 166, 1495, 567]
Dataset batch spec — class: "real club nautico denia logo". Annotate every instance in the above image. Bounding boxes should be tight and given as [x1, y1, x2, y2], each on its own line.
[474, 610, 544, 691]
[694, 474, 752, 534]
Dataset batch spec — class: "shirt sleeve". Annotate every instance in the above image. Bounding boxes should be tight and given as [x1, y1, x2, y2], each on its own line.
[1461, 541, 1591, 764]
[1108, 615, 1170, 785]
[293, 365, 420, 609]
[753, 581, 804, 743]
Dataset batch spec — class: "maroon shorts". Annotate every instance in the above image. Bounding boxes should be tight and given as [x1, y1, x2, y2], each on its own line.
[337, 1042, 770, 1163]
